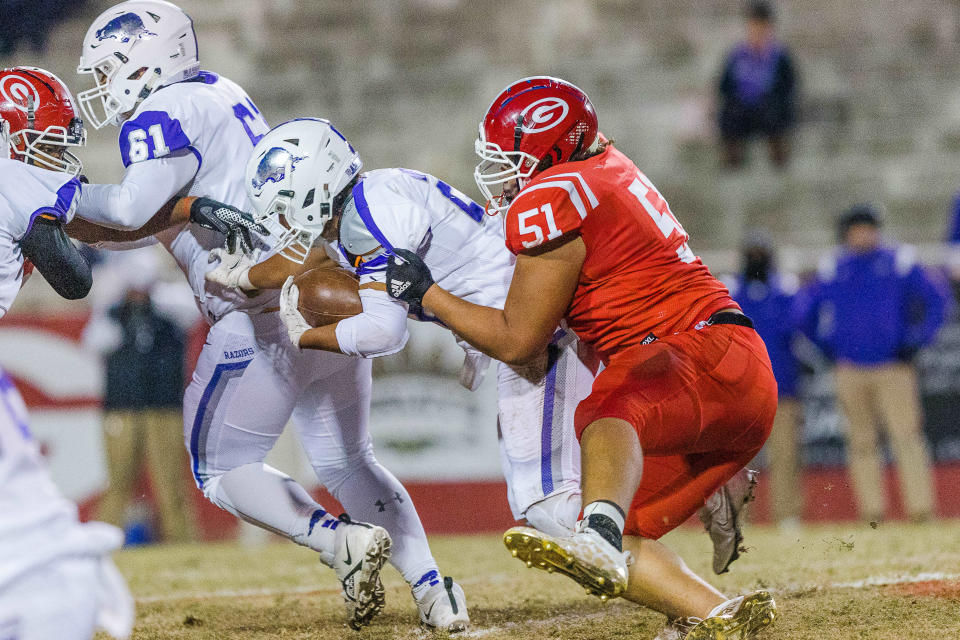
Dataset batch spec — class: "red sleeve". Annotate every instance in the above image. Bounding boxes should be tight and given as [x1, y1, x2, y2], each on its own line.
[504, 177, 592, 254]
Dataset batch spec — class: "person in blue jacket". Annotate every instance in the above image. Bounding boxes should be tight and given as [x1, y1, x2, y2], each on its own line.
[730, 231, 803, 526]
[796, 204, 949, 522]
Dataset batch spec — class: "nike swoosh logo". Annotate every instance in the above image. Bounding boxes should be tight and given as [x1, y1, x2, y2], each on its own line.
[344, 538, 353, 566]
[424, 602, 436, 620]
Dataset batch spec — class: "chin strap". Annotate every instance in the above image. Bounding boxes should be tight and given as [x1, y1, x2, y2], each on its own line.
[136, 67, 163, 102]
[513, 114, 524, 152]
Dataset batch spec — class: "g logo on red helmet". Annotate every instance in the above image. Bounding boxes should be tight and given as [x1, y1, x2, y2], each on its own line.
[0, 75, 40, 113]
[519, 98, 569, 134]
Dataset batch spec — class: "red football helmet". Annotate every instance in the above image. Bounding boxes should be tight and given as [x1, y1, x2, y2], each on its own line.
[0, 67, 86, 175]
[474, 76, 599, 213]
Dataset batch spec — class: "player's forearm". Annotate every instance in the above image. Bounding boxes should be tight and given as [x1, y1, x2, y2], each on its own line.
[67, 195, 188, 244]
[77, 152, 198, 230]
[249, 253, 311, 290]
[422, 287, 543, 365]
[248, 249, 333, 290]
[297, 324, 345, 353]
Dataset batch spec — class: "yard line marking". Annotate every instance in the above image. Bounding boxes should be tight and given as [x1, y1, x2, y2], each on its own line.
[134, 570, 960, 607]
[135, 571, 517, 603]
[137, 584, 338, 603]
[827, 572, 960, 590]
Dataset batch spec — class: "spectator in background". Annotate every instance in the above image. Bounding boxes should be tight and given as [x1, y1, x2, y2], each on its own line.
[944, 192, 960, 297]
[796, 204, 949, 523]
[729, 231, 803, 527]
[717, 0, 797, 169]
[83, 252, 196, 544]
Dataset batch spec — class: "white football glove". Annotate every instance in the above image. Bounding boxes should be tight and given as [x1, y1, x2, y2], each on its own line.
[206, 246, 256, 291]
[280, 275, 311, 349]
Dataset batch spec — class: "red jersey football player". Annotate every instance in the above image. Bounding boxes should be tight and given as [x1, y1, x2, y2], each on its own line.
[385, 77, 778, 639]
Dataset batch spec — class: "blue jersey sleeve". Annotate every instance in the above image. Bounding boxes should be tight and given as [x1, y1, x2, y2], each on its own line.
[118, 110, 194, 168]
[27, 177, 81, 232]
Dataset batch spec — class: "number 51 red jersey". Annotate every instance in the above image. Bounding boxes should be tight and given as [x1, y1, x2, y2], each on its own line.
[504, 144, 737, 362]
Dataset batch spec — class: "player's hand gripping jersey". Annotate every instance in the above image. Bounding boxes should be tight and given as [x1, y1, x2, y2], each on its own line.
[346, 169, 513, 307]
[332, 168, 515, 360]
[504, 145, 737, 362]
[0, 159, 82, 316]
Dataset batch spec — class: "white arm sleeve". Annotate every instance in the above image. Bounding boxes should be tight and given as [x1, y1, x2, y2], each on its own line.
[76, 150, 199, 230]
[334, 288, 409, 358]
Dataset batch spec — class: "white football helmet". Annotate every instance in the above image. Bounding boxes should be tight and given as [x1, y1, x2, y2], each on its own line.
[246, 118, 363, 263]
[77, 0, 199, 129]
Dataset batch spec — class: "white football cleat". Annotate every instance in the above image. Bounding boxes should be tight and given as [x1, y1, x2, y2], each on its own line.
[503, 525, 629, 601]
[414, 575, 470, 632]
[327, 515, 392, 629]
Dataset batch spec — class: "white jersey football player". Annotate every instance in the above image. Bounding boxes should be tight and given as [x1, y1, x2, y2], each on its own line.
[203, 118, 590, 541]
[0, 67, 133, 640]
[70, 1, 466, 629]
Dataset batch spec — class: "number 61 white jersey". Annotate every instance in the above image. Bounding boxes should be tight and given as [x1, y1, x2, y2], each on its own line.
[118, 71, 274, 323]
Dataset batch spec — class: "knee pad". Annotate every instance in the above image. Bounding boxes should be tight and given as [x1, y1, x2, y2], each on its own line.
[522, 488, 582, 537]
[310, 443, 379, 495]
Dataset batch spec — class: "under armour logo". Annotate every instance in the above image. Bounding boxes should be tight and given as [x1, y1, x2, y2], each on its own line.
[375, 493, 405, 512]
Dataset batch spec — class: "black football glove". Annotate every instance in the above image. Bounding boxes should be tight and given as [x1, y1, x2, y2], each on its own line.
[189, 196, 269, 253]
[386, 248, 435, 306]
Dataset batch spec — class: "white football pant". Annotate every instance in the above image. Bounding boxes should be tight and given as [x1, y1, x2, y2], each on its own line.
[183, 310, 439, 584]
[497, 333, 593, 536]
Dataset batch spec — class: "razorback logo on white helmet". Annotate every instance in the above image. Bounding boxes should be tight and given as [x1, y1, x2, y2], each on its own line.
[520, 98, 569, 133]
[0, 75, 40, 112]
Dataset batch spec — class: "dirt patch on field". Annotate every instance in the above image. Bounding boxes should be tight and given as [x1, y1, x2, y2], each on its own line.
[886, 580, 960, 600]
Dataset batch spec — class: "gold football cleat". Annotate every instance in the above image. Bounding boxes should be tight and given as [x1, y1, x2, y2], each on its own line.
[685, 590, 777, 640]
[503, 526, 628, 601]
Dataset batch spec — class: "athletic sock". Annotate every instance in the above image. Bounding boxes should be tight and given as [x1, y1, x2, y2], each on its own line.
[410, 568, 443, 601]
[581, 500, 626, 552]
[300, 509, 345, 566]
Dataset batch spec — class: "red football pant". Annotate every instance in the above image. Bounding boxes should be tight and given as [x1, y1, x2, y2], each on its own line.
[574, 324, 777, 539]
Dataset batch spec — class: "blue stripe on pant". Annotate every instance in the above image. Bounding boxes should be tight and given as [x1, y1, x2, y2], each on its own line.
[189, 359, 252, 488]
[0, 371, 31, 440]
[540, 345, 560, 495]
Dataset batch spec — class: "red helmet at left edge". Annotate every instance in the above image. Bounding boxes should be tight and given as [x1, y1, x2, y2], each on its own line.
[0, 66, 86, 176]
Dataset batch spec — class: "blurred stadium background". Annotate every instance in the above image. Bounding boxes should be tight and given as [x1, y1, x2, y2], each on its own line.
[3, 0, 960, 544]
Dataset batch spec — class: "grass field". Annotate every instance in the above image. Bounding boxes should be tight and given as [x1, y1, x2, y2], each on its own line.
[104, 519, 960, 639]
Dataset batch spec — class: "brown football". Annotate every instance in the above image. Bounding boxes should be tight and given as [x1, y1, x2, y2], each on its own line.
[294, 267, 363, 327]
